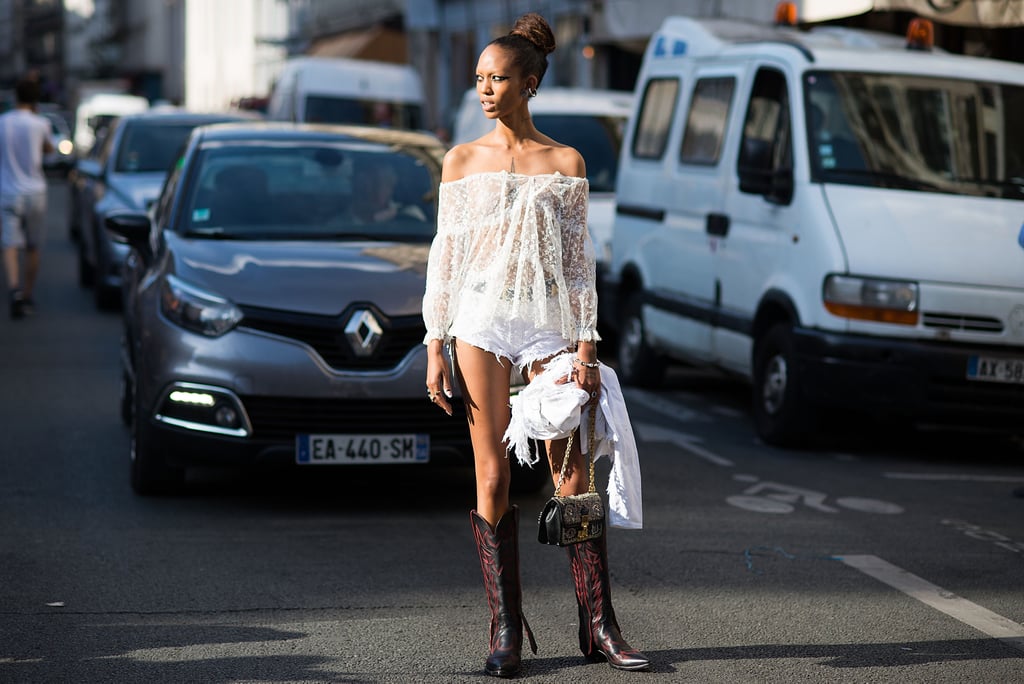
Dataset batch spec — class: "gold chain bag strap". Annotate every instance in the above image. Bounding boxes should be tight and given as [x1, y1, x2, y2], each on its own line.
[537, 399, 605, 546]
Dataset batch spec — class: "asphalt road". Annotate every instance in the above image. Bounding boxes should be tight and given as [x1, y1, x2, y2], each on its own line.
[1, 179, 1022, 683]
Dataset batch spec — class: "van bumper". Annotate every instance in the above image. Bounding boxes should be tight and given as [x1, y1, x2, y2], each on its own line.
[793, 328, 1024, 430]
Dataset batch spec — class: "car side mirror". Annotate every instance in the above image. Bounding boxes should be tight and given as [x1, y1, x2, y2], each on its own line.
[106, 211, 152, 261]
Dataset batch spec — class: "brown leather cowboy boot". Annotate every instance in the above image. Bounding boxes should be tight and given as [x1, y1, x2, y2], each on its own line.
[471, 505, 538, 677]
[566, 529, 650, 671]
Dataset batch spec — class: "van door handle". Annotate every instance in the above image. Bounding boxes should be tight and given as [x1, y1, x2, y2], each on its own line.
[706, 213, 730, 237]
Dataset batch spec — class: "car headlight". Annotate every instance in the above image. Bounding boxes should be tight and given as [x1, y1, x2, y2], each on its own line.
[823, 274, 919, 325]
[159, 274, 242, 337]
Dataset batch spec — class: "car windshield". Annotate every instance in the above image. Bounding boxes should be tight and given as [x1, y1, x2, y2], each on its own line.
[534, 114, 625, 193]
[804, 71, 1024, 199]
[179, 142, 440, 241]
[115, 123, 206, 173]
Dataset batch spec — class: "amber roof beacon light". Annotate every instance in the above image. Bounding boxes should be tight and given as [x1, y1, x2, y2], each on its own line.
[906, 17, 935, 51]
[774, 2, 798, 26]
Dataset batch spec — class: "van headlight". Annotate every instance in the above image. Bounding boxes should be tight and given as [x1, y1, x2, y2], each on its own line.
[823, 275, 919, 325]
[160, 274, 242, 337]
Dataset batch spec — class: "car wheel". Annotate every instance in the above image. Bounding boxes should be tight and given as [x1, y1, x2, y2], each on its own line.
[509, 443, 551, 495]
[119, 368, 134, 426]
[131, 392, 184, 496]
[77, 246, 94, 288]
[94, 280, 120, 311]
[616, 291, 665, 387]
[751, 323, 814, 447]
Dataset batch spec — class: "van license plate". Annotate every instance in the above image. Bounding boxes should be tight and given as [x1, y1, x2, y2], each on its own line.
[966, 356, 1024, 385]
[296, 434, 429, 464]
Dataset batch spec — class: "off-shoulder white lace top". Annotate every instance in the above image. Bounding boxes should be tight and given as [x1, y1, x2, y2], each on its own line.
[422, 171, 601, 345]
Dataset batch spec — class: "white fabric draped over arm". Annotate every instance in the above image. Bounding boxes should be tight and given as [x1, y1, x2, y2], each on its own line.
[421, 181, 468, 344]
[559, 179, 601, 343]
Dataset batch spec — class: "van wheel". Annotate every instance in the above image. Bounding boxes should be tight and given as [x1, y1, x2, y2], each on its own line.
[617, 292, 665, 387]
[751, 323, 814, 447]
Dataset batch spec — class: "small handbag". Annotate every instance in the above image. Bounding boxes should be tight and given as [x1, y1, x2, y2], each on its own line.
[537, 400, 605, 546]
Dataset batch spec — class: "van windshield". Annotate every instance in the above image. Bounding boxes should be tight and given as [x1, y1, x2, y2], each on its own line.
[804, 71, 1024, 199]
[305, 96, 424, 130]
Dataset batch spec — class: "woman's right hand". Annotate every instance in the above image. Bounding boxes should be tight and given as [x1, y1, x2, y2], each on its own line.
[425, 340, 453, 416]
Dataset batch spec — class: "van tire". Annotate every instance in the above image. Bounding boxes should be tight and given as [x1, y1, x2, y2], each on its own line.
[752, 323, 814, 447]
[617, 292, 665, 387]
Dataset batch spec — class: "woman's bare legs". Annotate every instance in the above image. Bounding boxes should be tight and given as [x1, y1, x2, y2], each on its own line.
[454, 339, 516, 526]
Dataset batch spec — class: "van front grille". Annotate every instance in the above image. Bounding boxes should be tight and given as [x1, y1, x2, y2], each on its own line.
[922, 312, 1003, 334]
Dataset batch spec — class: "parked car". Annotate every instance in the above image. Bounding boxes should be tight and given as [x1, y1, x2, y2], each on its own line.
[607, 14, 1024, 445]
[452, 86, 633, 327]
[107, 122, 547, 495]
[39, 109, 76, 175]
[71, 110, 251, 309]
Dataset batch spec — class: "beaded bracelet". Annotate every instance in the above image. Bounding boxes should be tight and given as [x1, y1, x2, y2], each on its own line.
[574, 357, 601, 368]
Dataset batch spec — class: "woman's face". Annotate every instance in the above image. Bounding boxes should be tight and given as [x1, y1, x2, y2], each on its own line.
[475, 45, 532, 120]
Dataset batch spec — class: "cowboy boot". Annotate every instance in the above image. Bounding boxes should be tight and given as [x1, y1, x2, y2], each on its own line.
[566, 530, 650, 671]
[471, 505, 538, 678]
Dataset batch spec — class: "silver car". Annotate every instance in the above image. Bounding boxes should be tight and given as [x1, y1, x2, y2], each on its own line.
[72, 110, 250, 309]
[107, 122, 548, 495]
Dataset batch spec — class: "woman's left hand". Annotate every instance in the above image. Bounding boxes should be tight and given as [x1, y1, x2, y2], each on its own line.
[572, 363, 601, 403]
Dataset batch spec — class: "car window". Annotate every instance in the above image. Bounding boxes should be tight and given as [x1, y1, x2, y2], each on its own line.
[533, 114, 625, 192]
[115, 123, 207, 173]
[680, 77, 735, 166]
[632, 77, 680, 160]
[180, 143, 441, 241]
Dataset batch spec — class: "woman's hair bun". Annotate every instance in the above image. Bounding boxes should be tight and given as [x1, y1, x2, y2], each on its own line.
[510, 13, 556, 55]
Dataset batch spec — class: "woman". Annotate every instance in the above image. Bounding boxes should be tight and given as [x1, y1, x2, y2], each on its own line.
[422, 13, 649, 678]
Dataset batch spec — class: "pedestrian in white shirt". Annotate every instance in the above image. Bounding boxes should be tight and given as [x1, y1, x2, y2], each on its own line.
[0, 77, 53, 319]
[422, 13, 648, 678]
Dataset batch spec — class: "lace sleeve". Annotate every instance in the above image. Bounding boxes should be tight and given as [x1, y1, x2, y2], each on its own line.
[421, 182, 465, 344]
[560, 179, 601, 343]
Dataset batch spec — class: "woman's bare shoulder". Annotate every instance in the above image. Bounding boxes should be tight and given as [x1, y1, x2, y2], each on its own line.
[547, 142, 586, 180]
[441, 143, 475, 183]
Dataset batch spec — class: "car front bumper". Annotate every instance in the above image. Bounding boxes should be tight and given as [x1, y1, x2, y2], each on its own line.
[134, 311, 472, 468]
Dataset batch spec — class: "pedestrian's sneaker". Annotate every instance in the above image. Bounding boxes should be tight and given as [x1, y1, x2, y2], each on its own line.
[10, 290, 25, 320]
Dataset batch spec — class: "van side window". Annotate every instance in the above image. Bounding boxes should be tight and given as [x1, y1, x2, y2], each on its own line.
[680, 77, 735, 165]
[631, 78, 679, 160]
[737, 68, 793, 203]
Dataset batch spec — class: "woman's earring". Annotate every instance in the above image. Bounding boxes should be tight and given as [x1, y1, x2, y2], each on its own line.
[528, 87, 538, 98]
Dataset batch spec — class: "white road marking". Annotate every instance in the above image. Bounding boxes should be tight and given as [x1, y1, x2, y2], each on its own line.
[624, 387, 709, 423]
[633, 421, 734, 467]
[839, 554, 1024, 653]
[884, 472, 1024, 483]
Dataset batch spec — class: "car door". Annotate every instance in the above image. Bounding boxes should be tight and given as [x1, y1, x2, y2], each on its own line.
[656, 65, 743, 362]
[714, 63, 800, 375]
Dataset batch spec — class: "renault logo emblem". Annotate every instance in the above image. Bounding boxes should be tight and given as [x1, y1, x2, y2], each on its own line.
[344, 309, 383, 357]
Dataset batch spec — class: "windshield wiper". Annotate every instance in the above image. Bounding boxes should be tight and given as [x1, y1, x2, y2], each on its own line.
[821, 168, 941, 191]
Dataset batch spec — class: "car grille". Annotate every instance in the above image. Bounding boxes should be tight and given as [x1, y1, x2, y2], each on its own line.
[241, 396, 471, 444]
[922, 311, 1003, 334]
[238, 304, 424, 370]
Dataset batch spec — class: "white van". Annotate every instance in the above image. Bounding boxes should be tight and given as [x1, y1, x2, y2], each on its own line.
[607, 14, 1024, 445]
[453, 86, 633, 322]
[267, 56, 426, 130]
[74, 92, 149, 155]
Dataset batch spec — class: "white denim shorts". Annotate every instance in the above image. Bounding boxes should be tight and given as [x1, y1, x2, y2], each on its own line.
[450, 314, 569, 372]
[0, 192, 47, 250]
